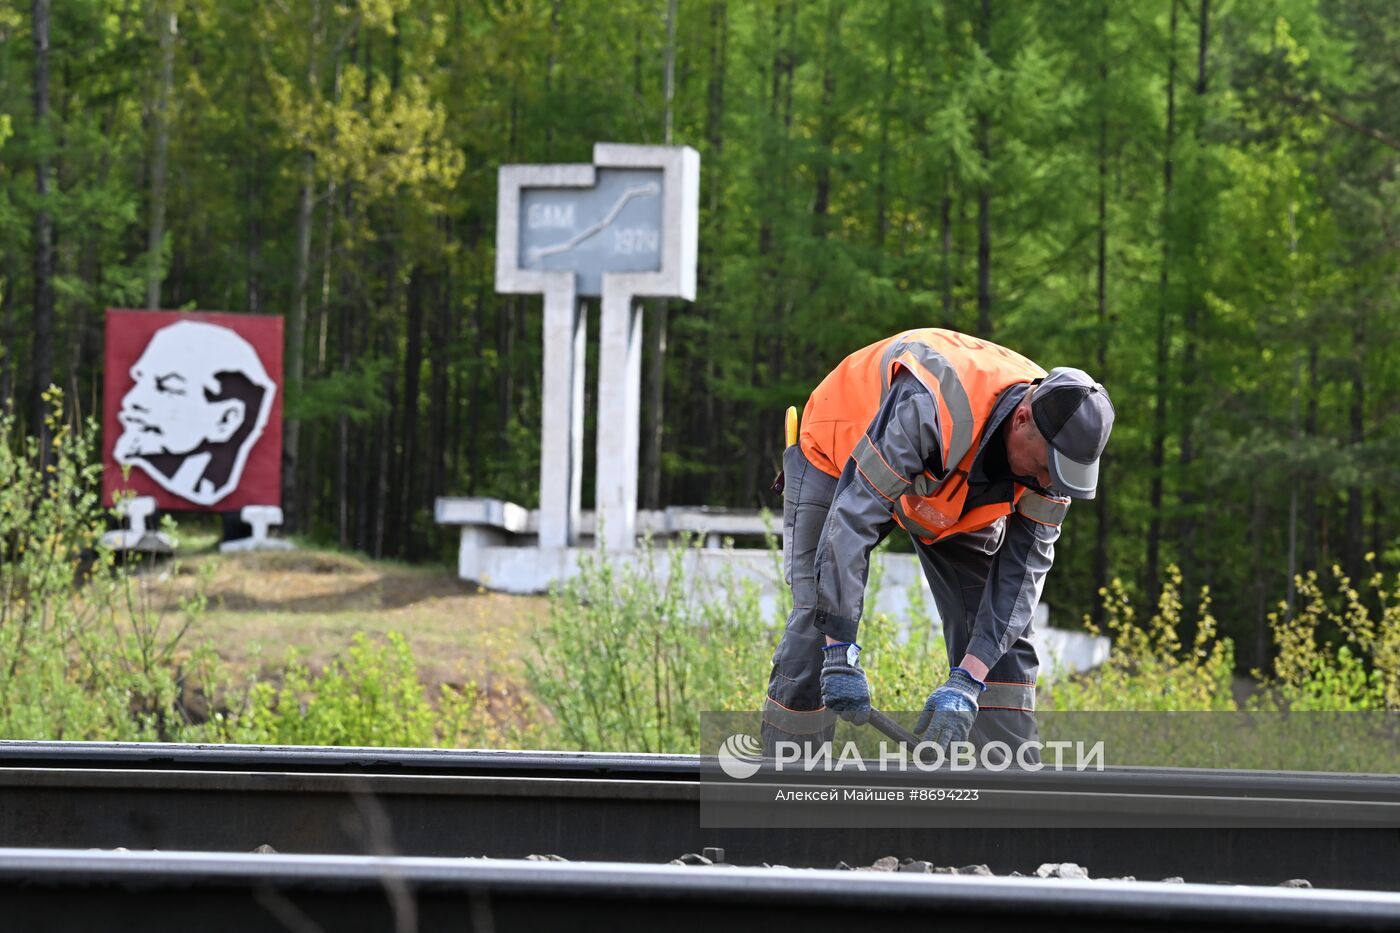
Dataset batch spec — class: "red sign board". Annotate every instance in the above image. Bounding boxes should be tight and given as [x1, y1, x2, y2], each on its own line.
[103, 309, 284, 510]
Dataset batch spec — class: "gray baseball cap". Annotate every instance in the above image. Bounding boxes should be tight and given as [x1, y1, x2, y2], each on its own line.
[1031, 367, 1115, 499]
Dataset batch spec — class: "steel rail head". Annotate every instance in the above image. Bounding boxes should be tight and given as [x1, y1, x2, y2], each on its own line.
[3, 850, 1400, 932]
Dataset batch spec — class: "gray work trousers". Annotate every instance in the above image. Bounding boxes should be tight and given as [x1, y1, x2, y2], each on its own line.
[761, 446, 1040, 761]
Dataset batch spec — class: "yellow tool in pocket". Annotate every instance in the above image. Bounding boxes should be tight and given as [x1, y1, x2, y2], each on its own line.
[772, 406, 798, 496]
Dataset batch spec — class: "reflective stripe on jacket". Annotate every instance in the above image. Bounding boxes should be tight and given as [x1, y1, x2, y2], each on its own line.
[800, 328, 1048, 544]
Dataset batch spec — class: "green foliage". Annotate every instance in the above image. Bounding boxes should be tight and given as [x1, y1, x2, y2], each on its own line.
[1046, 566, 1237, 712]
[524, 541, 1396, 769]
[227, 632, 437, 746]
[0, 403, 526, 749]
[206, 631, 508, 748]
[0, 390, 207, 740]
[524, 536, 775, 753]
[285, 355, 392, 424]
[524, 535, 950, 752]
[1254, 561, 1400, 711]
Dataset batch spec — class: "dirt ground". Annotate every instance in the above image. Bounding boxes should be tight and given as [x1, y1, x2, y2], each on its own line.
[139, 543, 549, 694]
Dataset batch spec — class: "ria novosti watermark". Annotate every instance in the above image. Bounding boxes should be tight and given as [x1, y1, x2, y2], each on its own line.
[718, 733, 1105, 780]
[701, 711, 1400, 829]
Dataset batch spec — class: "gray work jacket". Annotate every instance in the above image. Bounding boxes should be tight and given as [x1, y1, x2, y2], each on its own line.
[810, 372, 1062, 668]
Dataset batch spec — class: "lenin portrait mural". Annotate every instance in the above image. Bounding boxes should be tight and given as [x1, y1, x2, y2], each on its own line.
[104, 310, 284, 510]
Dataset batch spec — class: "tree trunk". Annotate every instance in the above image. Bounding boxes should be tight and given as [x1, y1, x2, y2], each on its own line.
[1286, 357, 1300, 621]
[354, 294, 372, 553]
[1092, 3, 1110, 630]
[145, 3, 176, 309]
[428, 262, 450, 518]
[244, 64, 262, 314]
[746, 0, 790, 503]
[812, 30, 835, 228]
[691, 0, 727, 506]
[940, 191, 953, 323]
[31, 0, 55, 435]
[379, 228, 403, 555]
[285, 1, 329, 530]
[1252, 479, 1268, 670]
[285, 148, 315, 526]
[1146, 0, 1179, 607]
[975, 0, 992, 337]
[336, 309, 350, 547]
[1302, 343, 1319, 572]
[497, 297, 515, 444]
[303, 173, 338, 531]
[1284, 209, 1300, 623]
[873, 0, 895, 251]
[0, 263, 13, 412]
[400, 268, 425, 559]
[663, 0, 678, 145]
[1176, 0, 1209, 598]
[1344, 311, 1365, 584]
[375, 367, 395, 559]
[72, 63, 121, 423]
[315, 177, 337, 374]
[1370, 489, 1383, 572]
[642, 0, 681, 511]
[642, 302, 667, 510]
[468, 288, 485, 491]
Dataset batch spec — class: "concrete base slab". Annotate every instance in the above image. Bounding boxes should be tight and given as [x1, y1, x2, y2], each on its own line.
[456, 537, 930, 626]
[219, 538, 297, 554]
[98, 530, 176, 554]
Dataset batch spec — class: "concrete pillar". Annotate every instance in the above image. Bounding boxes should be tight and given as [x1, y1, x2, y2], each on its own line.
[595, 286, 644, 549]
[538, 285, 586, 549]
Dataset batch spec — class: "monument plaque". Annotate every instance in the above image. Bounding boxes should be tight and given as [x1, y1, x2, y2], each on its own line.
[497, 144, 698, 549]
[518, 168, 664, 296]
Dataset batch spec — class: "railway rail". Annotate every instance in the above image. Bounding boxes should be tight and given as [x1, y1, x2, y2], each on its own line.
[5, 849, 1400, 933]
[0, 741, 1397, 891]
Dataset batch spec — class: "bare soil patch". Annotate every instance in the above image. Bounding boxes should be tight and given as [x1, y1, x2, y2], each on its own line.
[142, 547, 548, 695]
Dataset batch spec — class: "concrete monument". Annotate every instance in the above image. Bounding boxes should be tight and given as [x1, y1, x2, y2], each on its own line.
[495, 143, 699, 549]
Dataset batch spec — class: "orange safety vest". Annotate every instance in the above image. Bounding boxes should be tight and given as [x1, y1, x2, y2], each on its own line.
[799, 328, 1066, 544]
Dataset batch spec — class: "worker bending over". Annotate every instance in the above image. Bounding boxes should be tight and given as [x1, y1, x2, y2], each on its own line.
[763, 328, 1114, 762]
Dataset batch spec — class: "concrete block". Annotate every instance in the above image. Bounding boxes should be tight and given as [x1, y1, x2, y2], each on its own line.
[436, 497, 532, 534]
[100, 495, 174, 554]
[219, 504, 294, 553]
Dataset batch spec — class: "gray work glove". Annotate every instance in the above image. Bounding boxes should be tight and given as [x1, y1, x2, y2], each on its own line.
[915, 668, 986, 750]
[819, 642, 871, 726]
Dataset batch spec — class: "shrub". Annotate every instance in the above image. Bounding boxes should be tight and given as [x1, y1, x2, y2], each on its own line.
[524, 536, 768, 752]
[525, 534, 951, 753]
[1254, 561, 1398, 711]
[1044, 565, 1237, 712]
[199, 630, 540, 749]
[0, 391, 207, 740]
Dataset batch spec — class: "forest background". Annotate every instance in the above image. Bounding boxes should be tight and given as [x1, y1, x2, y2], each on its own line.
[1, 0, 1398, 674]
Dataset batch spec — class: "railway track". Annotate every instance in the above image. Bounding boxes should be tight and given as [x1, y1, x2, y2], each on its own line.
[4, 849, 1400, 932]
[2, 740, 1398, 891]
